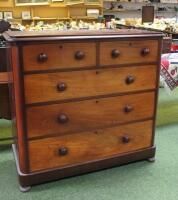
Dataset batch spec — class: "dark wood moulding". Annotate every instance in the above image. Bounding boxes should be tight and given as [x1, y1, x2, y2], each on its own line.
[12, 144, 156, 188]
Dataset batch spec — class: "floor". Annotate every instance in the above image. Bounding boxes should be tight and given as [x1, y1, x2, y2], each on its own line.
[0, 123, 178, 199]
[0, 119, 12, 144]
[157, 88, 178, 126]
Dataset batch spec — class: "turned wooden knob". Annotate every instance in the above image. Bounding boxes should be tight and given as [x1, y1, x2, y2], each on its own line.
[37, 53, 48, 62]
[141, 48, 150, 56]
[75, 51, 85, 60]
[58, 147, 68, 156]
[125, 75, 135, 84]
[57, 82, 67, 92]
[57, 114, 69, 124]
[124, 105, 134, 113]
[122, 135, 130, 144]
[111, 49, 120, 58]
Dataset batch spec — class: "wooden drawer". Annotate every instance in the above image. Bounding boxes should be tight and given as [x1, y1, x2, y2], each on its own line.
[29, 120, 153, 172]
[23, 42, 96, 72]
[27, 92, 155, 138]
[24, 65, 157, 104]
[100, 40, 158, 66]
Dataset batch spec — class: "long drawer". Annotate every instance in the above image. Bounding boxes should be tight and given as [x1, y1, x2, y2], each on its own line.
[24, 65, 157, 104]
[23, 42, 96, 72]
[29, 120, 153, 172]
[26, 92, 155, 138]
[100, 40, 158, 66]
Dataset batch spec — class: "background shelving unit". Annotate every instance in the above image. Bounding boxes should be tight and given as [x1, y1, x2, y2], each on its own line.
[103, 0, 178, 18]
[0, 0, 103, 25]
[0, 0, 178, 25]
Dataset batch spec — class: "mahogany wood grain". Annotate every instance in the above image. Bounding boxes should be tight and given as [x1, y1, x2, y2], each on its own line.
[3, 30, 163, 43]
[0, 72, 9, 84]
[100, 40, 158, 66]
[29, 120, 153, 172]
[26, 92, 155, 138]
[24, 65, 157, 104]
[3, 30, 163, 188]
[151, 38, 163, 146]
[23, 42, 96, 72]
[10, 47, 29, 173]
[5, 29, 163, 38]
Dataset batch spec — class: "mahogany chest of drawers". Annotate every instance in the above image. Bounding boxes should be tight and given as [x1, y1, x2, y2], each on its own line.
[3, 29, 163, 191]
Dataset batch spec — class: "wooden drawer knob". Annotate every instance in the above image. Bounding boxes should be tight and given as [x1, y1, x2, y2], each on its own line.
[38, 53, 48, 62]
[125, 75, 135, 84]
[141, 48, 150, 56]
[57, 82, 67, 92]
[58, 147, 68, 156]
[124, 105, 134, 113]
[75, 51, 85, 60]
[111, 49, 120, 58]
[122, 135, 130, 144]
[57, 114, 69, 124]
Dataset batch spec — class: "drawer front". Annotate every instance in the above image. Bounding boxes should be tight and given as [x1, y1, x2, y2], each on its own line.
[29, 120, 153, 172]
[23, 42, 96, 72]
[27, 92, 155, 138]
[24, 65, 157, 104]
[100, 40, 158, 66]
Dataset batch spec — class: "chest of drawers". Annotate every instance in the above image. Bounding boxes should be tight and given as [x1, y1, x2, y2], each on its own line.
[3, 29, 163, 191]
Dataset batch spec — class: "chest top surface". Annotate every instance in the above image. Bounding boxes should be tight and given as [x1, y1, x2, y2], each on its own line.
[3, 29, 163, 43]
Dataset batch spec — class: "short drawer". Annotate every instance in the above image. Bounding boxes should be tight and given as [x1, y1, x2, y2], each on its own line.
[100, 40, 158, 66]
[29, 120, 153, 172]
[23, 42, 96, 72]
[27, 92, 155, 138]
[24, 65, 157, 104]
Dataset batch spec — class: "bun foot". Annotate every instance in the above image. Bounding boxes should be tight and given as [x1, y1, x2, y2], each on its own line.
[19, 186, 31, 192]
[147, 157, 155, 162]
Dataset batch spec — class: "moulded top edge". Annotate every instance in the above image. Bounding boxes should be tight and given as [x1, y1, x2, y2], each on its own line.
[3, 29, 164, 42]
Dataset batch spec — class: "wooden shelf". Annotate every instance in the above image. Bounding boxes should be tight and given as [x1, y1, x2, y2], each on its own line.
[0, 0, 14, 8]
[103, 0, 145, 3]
[15, 2, 49, 6]
[71, 16, 98, 19]
[66, 2, 84, 6]
[50, 3, 67, 7]
[0, 72, 9, 84]
[103, 0, 178, 3]
[83, 4, 102, 6]
[67, 3, 102, 7]
[103, 0, 118, 2]
[22, 17, 70, 21]
[104, 9, 141, 12]
[104, 8, 176, 13]
[21, 16, 100, 21]
[156, 10, 176, 13]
